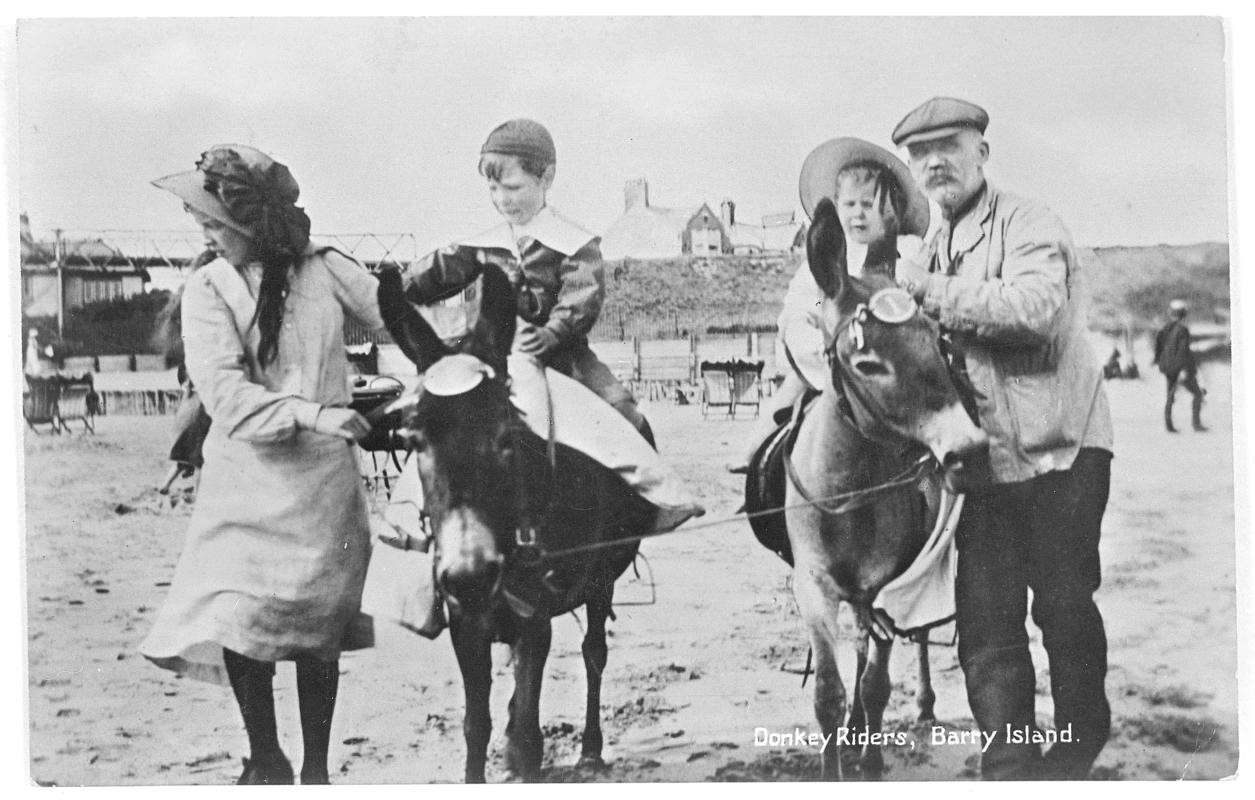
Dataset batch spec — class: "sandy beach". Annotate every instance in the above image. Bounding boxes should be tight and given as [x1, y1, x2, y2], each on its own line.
[23, 362, 1238, 784]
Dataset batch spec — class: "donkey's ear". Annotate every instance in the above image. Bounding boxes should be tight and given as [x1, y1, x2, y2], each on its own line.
[377, 266, 448, 372]
[806, 197, 849, 299]
[474, 263, 517, 373]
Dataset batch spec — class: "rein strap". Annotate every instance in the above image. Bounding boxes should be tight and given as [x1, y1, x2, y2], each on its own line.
[781, 407, 934, 517]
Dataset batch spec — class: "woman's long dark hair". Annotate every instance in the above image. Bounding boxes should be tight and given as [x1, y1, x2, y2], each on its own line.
[197, 147, 311, 367]
[251, 243, 299, 367]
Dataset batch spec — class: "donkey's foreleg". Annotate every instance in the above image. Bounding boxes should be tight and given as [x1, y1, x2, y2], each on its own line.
[450, 614, 493, 783]
[847, 635, 870, 737]
[915, 639, 936, 722]
[505, 616, 552, 780]
[855, 623, 894, 780]
[578, 591, 612, 768]
[792, 569, 846, 781]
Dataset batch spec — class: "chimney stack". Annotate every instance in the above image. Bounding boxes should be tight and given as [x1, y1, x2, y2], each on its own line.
[720, 199, 736, 227]
[625, 178, 649, 212]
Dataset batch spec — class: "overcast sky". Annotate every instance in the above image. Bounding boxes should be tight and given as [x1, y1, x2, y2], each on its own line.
[14, 16, 1232, 253]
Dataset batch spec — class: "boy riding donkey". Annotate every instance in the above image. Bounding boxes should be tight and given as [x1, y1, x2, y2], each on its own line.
[404, 119, 651, 438]
[371, 120, 702, 627]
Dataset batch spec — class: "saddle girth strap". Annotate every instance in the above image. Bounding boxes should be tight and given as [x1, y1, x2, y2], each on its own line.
[782, 394, 934, 518]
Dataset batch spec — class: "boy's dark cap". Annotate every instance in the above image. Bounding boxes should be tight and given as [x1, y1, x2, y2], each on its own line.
[892, 97, 990, 147]
[481, 119, 556, 165]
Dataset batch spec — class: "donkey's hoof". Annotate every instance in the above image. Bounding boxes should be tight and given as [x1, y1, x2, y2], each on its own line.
[299, 767, 330, 785]
[504, 750, 544, 783]
[576, 753, 609, 771]
[857, 757, 885, 781]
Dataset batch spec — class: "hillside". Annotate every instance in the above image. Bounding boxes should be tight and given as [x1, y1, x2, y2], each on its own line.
[593, 243, 1231, 341]
[592, 255, 799, 340]
[1082, 242, 1231, 333]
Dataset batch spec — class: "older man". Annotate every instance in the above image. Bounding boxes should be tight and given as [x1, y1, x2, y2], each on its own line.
[892, 98, 1114, 780]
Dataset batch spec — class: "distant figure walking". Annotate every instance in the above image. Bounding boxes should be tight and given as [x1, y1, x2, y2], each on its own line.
[1152, 299, 1206, 432]
[25, 329, 48, 376]
[154, 251, 215, 494]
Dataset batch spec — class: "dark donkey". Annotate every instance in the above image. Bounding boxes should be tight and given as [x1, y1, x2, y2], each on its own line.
[746, 198, 988, 779]
[375, 264, 658, 782]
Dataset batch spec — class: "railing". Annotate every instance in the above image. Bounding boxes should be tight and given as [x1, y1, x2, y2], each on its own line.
[24, 228, 421, 273]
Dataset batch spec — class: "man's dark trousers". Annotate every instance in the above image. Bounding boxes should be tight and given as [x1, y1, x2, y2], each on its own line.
[1165, 369, 1205, 431]
[956, 448, 1113, 780]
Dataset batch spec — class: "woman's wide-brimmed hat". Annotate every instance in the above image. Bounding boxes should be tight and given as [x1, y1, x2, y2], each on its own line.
[152, 144, 311, 258]
[798, 137, 930, 236]
[151, 144, 300, 237]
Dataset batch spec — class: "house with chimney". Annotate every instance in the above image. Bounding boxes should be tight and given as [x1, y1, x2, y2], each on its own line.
[600, 179, 803, 259]
[600, 179, 730, 259]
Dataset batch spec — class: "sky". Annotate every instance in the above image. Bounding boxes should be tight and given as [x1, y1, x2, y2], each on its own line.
[11, 15, 1234, 255]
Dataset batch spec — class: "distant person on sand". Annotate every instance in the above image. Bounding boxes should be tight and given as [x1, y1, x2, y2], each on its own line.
[25, 329, 47, 376]
[154, 251, 215, 494]
[1152, 299, 1206, 432]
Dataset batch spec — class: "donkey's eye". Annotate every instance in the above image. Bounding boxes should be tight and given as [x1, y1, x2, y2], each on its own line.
[852, 359, 891, 377]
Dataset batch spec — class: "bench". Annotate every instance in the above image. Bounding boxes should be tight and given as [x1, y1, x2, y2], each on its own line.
[22, 375, 98, 434]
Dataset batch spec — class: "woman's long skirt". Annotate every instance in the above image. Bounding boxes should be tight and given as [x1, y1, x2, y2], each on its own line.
[141, 430, 372, 685]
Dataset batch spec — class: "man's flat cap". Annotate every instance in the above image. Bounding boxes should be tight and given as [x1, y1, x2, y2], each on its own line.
[892, 97, 990, 147]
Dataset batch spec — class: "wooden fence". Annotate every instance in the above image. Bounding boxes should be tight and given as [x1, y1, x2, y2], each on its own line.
[98, 390, 182, 416]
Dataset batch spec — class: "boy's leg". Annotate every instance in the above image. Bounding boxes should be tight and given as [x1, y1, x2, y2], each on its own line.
[729, 372, 807, 472]
[157, 462, 182, 494]
[563, 341, 649, 435]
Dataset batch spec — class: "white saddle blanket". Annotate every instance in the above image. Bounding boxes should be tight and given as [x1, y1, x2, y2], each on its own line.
[872, 488, 964, 634]
[506, 354, 704, 532]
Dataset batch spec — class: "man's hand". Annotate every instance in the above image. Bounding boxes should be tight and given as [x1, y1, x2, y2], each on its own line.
[311, 407, 372, 442]
[516, 326, 560, 357]
[895, 258, 933, 302]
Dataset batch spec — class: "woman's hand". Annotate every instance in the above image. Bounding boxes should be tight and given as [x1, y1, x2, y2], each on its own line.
[310, 407, 372, 441]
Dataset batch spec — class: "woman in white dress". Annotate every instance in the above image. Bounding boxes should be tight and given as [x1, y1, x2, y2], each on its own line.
[141, 145, 384, 785]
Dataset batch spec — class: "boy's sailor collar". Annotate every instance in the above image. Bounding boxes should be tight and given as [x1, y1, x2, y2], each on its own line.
[459, 206, 596, 257]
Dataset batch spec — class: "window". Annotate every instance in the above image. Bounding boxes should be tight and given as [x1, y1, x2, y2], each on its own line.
[82, 277, 124, 305]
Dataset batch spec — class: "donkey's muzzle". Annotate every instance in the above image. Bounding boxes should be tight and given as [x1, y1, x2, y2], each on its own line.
[438, 556, 503, 611]
[939, 436, 992, 494]
[919, 402, 991, 493]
